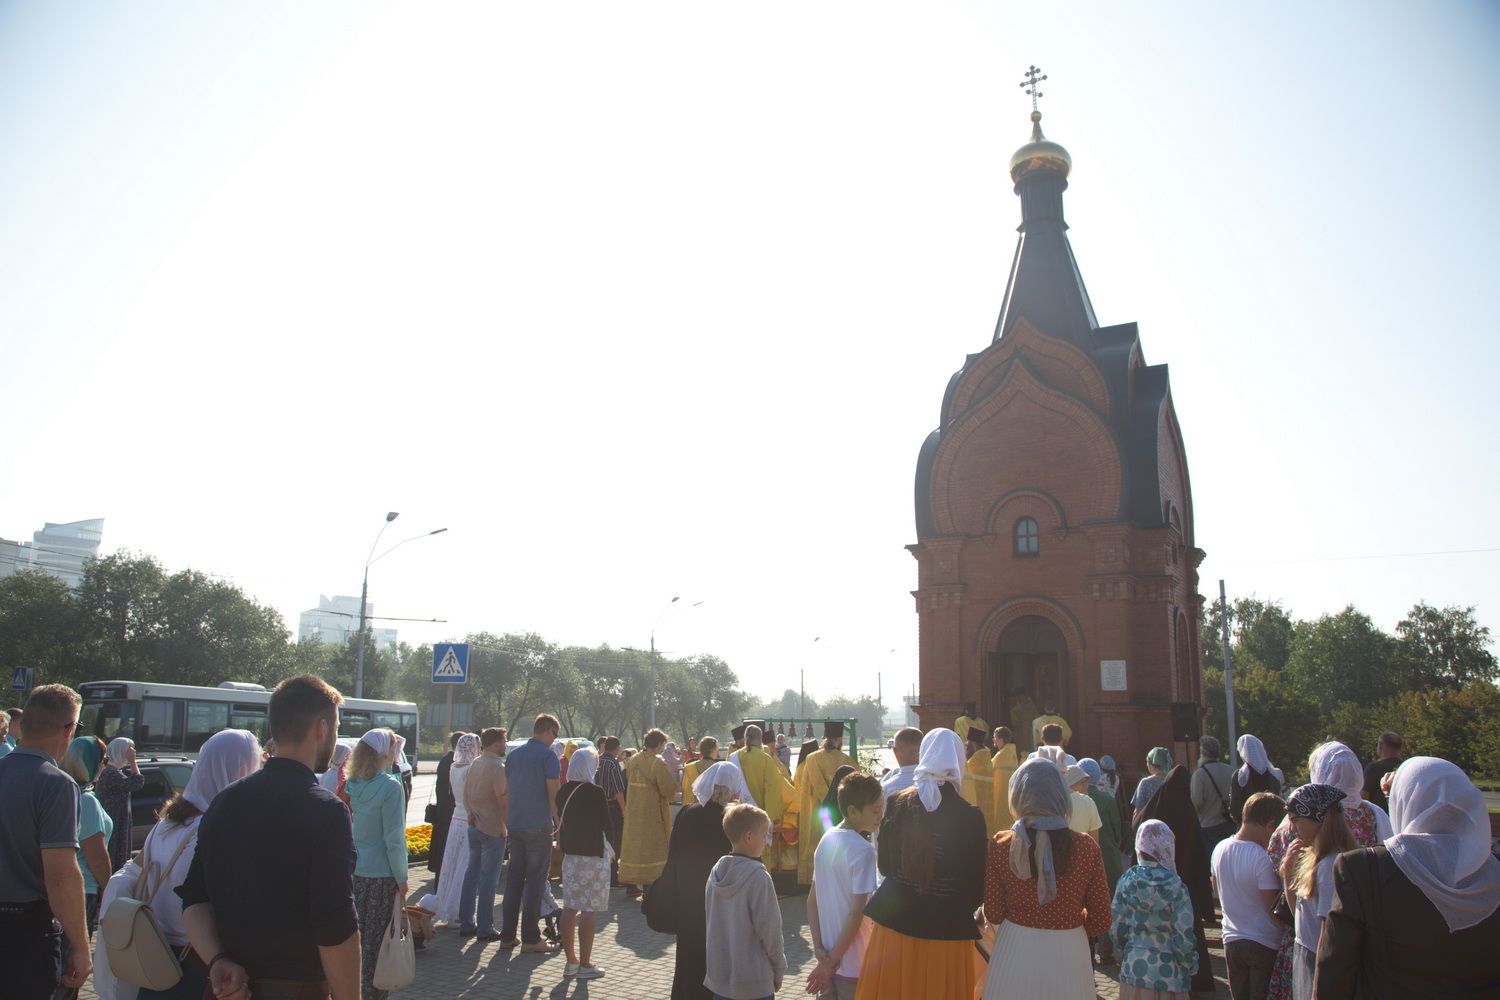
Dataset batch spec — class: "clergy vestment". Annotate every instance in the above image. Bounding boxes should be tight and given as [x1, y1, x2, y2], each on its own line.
[991, 742, 1019, 832]
[793, 745, 855, 884]
[1031, 713, 1072, 748]
[619, 749, 675, 885]
[961, 747, 998, 835]
[952, 714, 988, 740]
[733, 746, 798, 869]
[680, 755, 714, 804]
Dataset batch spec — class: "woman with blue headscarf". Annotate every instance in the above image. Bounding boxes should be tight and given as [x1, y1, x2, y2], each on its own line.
[980, 757, 1111, 998]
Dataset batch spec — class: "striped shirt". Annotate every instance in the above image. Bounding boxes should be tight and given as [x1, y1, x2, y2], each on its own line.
[596, 753, 626, 801]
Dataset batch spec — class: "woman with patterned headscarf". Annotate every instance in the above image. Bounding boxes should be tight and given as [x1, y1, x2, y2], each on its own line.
[1108, 819, 1198, 999]
[1230, 733, 1283, 823]
[1280, 784, 1356, 1000]
[978, 756, 1110, 998]
[1141, 766, 1216, 994]
[435, 733, 480, 924]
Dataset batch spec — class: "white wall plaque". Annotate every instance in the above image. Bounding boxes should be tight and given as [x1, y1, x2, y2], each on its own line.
[1100, 659, 1127, 691]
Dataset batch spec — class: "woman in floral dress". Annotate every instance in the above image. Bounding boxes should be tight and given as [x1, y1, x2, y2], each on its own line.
[1263, 741, 1391, 1000]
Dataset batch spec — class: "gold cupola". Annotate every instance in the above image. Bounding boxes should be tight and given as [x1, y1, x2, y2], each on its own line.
[1008, 111, 1072, 184]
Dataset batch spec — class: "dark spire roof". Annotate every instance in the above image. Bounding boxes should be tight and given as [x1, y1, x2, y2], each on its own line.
[993, 113, 1097, 347]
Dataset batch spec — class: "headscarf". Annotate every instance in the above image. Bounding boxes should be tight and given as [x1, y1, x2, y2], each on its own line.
[1034, 745, 1067, 772]
[183, 729, 262, 812]
[568, 747, 599, 785]
[1135, 818, 1178, 874]
[106, 738, 133, 769]
[1078, 758, 1103, 787]
[1007, 757, 1072, 905]
[1099, 754, 1118, 774]
[329, 742, 352, 772]
[67, 736, 104, 788]
[1236, 734, 1283, 787]
[692, 760, 754, 806]
[1385, 757, 1500, 932]
[551, 741, 565, 761]
[1146, 746, 1172, 772]
[913, 727, 967, 812]
[1308, 742, 1364, 802]
[453, 733, 480, 768]
[359, 728, 406, 760]
[820, 765, 857, 826]
[1287, 783, 1345, 823]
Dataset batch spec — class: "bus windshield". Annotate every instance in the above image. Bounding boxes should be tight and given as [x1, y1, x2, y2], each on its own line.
[78, 699, 140, 744]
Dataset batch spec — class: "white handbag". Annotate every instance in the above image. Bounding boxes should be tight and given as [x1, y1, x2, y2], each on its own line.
[371, 892, 415, 991]
[100, 827, 197, 990]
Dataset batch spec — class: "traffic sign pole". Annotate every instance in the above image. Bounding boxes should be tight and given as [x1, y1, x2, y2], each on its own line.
[445, 686, 454, 739]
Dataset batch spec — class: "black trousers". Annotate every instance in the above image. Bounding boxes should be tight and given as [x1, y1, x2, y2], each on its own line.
[0, 901, 63, 1000]
[605, 801, 624, 885]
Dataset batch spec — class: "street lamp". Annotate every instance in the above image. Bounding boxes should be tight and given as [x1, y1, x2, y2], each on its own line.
[354, 514, 448, 698]
[650, 596, 704, 730]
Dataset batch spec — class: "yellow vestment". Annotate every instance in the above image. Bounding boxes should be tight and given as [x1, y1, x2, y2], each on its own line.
[618, 750, 675, 885]
[991, 742, 1019, 832]
[962, 747, 997, 835]
[681, 756, 714, 804]
[793, 746, 855, 884]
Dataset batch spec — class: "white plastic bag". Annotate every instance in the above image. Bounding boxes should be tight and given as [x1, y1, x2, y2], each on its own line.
[371, 893, 414, 991]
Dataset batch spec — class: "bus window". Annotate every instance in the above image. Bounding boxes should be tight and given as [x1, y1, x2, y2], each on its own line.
[340, 711, 373, 740]
[141, 698, 185, 752]
[186, 701, 229, 752]
[229, 704, 268, 742]
[79, 700, 139, 743]
[373, 712, 416, 745]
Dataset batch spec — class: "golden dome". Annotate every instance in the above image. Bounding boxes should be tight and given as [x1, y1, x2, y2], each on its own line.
[1008, 111, 1071, 183]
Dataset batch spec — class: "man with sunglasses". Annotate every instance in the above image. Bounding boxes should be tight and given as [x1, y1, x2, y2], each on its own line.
[0, 684, 90, 999]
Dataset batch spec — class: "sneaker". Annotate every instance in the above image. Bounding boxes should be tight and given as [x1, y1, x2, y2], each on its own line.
[577, 966, 605, 981]
[564, 962, 580, 978]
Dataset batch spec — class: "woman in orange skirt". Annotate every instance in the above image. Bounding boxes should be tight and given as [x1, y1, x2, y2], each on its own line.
[857, 728, 988, 999]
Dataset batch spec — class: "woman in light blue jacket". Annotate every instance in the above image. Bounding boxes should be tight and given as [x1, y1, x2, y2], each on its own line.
[347, 729, 410, 1000]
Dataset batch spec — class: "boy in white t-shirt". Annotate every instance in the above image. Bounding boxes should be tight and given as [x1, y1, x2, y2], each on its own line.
[1210, 791, 1287, 1000]
[806, 772, 885, 1000]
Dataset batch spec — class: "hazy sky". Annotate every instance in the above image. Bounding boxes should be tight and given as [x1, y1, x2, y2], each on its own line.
[3, 2, 1497, 707]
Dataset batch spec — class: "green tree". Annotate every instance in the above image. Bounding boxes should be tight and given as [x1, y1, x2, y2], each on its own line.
[657, 654, 753, 744]
[818, 694, 887, 745]
[148, 569, 292, 687]
[0, 570, 92, 688]
[1284, 606, 1402, 717]
[1231, 663, 1322, 783]
[755, 688, 820, 722]
[75, 552, 168, 677]
[1396, 603, 1497, 689]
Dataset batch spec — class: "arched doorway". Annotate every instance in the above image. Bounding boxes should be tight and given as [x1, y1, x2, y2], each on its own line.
[984, 615, 1068, 755]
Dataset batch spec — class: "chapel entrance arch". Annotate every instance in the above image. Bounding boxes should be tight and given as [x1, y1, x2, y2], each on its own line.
[984, 614, 1069, 755]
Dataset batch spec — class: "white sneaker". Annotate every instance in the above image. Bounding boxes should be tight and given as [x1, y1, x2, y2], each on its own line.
[563, 962, 580, 977]
[577, 966, 605, 981]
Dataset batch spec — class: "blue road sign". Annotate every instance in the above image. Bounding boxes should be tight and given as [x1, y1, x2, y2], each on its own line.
[12, 666, 32, 690]
[432, 643, 470, 685]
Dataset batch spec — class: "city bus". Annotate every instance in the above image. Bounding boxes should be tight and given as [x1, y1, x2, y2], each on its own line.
[77, 680, 421, 769]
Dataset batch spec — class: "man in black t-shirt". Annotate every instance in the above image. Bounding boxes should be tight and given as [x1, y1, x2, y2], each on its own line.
[1362, 731, 1403, 812]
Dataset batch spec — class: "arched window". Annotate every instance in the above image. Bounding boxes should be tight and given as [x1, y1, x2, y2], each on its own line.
[1014, 517, 1039, 557]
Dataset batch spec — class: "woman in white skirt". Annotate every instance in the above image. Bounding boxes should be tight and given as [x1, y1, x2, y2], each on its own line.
[555, 746, 611, 980]
[981, 757, 1113, 999]
[435, 733, 479, 924]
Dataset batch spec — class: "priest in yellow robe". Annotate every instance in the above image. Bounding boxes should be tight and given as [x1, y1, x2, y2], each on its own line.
[681, 736, 718, 804]
[732, 725, 798, 869]
[953, 701, 988, 742]
[793, 721, 856, 884]
[960, 726, 999, 834]
[1031, 706, 1073, 749]
[618, 729, 677, 888]
[990, 726, 1020, 832]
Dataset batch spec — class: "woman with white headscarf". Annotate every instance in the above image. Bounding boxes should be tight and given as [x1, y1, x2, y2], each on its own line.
[859, 728, 987, 999]
[95, 737, 145, 873]
[554, 746, 610, 980]
[92, 729, 262, 1000]
[435, 733, 480, 923]
[347, 728, 409, 1000]
[1230, 734, 1284, 824]
[979, 757, 1111, 999]
[1315, 756, 1500, 996]
[1107, 820, 1198, 999]
[664, 761, 741, 999]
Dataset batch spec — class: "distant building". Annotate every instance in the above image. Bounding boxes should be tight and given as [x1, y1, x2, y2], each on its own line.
[298, 594, 398, 650]
[0, 518, 104, 588]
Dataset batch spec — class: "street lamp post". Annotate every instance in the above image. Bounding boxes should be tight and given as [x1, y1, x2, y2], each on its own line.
[354, 513, 448, 698]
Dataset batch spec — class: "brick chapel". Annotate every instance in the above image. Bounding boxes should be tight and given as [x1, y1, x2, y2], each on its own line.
[909, 106, 1206, 773]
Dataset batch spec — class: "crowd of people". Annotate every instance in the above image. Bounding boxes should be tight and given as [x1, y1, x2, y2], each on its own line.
[3, 680, 1498, 1000]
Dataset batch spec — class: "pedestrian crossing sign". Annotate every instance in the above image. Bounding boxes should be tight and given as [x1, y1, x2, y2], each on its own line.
[431, 643, 469, 684]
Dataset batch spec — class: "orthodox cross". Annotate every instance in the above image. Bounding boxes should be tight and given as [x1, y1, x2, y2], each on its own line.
[1018, 65, 1048, 113]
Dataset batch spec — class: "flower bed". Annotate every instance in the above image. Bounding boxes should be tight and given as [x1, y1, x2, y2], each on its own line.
[406, 823, 433, 863]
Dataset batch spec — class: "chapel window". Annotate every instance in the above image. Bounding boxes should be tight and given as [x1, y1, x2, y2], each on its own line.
[1014, 517, 1040, 557]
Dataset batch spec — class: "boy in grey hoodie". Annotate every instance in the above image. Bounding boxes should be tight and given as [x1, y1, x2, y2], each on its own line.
[704, 803, 786, 999]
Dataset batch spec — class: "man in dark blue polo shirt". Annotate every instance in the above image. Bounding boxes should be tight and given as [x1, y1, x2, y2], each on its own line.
[498, 713, 561, 951]
[0, 685, 90, 999]
[180, 675, 359, 1000]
